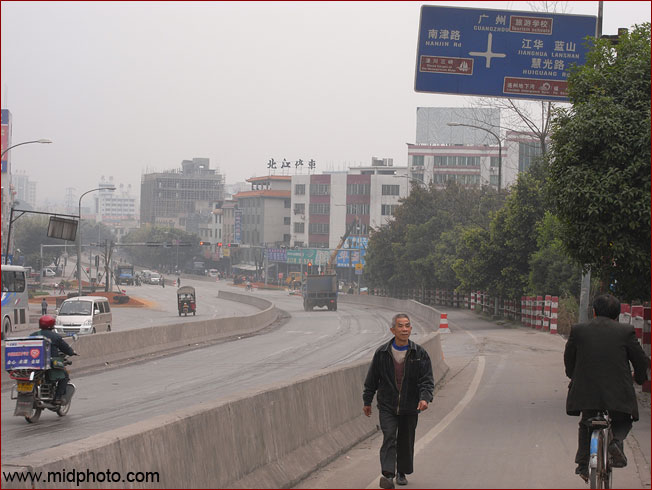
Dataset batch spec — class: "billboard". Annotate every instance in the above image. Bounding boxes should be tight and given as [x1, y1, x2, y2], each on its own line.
[1, 109, 11, 174]
[415, 5, 597, 101]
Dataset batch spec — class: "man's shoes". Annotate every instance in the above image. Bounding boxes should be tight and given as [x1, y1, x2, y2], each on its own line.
[379, 475, 395, 489]
[396, 473, 408, 486]
[608, 439, 627, 468]
[52, 398, 63, 406]
[575, 465, 589, 483]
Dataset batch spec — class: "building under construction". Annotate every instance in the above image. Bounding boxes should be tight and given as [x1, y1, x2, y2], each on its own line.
[140, 158, 225, 233]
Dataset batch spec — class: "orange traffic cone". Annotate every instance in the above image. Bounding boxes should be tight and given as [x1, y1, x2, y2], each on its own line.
[439, 313, 450, 333]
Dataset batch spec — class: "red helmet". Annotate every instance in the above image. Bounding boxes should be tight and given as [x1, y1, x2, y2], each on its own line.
[39, 315, 56, 330]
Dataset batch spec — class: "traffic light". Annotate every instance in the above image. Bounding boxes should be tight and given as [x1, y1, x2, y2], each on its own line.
[228, 243, 239, 248]
[94, 255, 100, 267]
[307, 261, 312, 267]
[199, 241, 211, 246]
[217, 242, 222, 247]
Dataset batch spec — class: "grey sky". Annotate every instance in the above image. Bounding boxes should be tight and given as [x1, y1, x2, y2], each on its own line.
[2, 1, 649, 204]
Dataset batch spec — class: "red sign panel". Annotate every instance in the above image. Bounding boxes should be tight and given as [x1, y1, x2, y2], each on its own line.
[503, 77, 568, 98]
[419, 56, 473, 75]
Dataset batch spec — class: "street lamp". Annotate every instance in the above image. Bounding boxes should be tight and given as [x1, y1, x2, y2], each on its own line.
[2, 139, 53, 263]
[1, 139, 52, 159]
[447, 122, 502, 192]
[77, 187, 115, 296]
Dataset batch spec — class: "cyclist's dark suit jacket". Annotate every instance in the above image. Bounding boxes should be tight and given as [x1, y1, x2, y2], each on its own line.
[564, 317, 650, 421]
[363, 339, 434, 415]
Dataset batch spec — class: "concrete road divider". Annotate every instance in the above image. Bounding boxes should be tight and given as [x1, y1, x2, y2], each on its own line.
[1, 331, 446, 489]
[2, 295, 448, 489]
[2, 292, 278, 382]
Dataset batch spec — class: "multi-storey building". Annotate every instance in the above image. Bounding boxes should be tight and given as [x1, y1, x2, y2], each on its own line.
[12, 171, 37, 209]
[140, 158, 225, 233]
[92, 177, 139, 241]
[290, 160, 409, 249]
[407, 142, 501, 188]
[233, 176, 291, 247]
[221, 200, 238, 245]
[409, 107, 543, 190]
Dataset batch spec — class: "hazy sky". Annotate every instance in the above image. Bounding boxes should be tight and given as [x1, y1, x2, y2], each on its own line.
[2, 1, 650, 204]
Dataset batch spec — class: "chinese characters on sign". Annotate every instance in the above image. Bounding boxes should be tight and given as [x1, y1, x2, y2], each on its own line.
[267, 158, 316, 174]
[415, 5, 596, 101]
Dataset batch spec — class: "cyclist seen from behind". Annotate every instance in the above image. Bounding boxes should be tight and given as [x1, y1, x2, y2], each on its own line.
[564, 293, 650, 483]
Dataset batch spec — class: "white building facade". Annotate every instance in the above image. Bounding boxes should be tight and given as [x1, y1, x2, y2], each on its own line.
[290, 162, 409, 249]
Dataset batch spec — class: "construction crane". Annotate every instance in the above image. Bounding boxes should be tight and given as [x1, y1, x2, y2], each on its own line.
[324, 218, 359, 275]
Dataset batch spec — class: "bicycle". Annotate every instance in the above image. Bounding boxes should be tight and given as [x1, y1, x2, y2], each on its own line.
[588, 411, 613, 489]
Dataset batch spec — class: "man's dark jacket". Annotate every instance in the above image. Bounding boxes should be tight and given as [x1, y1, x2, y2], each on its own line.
[564, 316, 650, 421]
[30, 329, 75, 359]
[363, 339, 434, 415]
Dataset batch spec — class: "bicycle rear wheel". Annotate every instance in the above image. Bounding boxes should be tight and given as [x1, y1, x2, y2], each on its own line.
[602, 429, 612, 489]
[589, 430, 605, 489]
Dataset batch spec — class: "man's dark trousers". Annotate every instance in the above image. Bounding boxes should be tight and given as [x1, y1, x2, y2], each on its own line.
[575, 410, 632, 466]
[379, 410, 418, 477]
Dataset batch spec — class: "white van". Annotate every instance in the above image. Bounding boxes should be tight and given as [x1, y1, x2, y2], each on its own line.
[54, 296, 112, 335]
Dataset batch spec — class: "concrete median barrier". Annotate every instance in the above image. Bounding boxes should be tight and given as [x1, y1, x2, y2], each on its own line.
[2, 292, 278, 381]
[1, 332, 446, 489]
[2, 293, 448, 488]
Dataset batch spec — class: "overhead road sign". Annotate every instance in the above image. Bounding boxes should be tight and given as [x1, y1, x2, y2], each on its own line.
[415, 5, 597, 101]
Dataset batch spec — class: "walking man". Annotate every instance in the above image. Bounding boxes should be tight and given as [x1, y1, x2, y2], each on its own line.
[363, 313, 434, 489]
[41, 298, 48, 315]
[564, 293, 650, 482]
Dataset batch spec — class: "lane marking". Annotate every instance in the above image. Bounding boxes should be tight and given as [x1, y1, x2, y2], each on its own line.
[366, 355, 485, 489]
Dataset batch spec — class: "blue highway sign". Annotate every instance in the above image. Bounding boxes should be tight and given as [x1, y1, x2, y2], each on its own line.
[414, 5, 597, 101]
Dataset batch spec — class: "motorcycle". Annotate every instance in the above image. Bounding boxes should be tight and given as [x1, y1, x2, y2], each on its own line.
[5, 336, 77, 423]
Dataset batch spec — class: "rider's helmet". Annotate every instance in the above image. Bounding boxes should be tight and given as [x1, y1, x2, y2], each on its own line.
[39, 315, 56, 330]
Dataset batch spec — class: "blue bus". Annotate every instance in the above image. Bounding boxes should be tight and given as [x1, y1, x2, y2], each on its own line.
[1, 265, 29, 340]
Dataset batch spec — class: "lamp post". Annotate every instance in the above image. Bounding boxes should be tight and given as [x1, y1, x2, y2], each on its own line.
[447, 122, 502, 192]
[77, 187, 115, 296]
[2, 139, 53, 263]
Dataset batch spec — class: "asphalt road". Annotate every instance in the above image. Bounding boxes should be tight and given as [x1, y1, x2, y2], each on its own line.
[296, 308, 651, 489]
[1, 285, 431, 461]
[23, 276, 261, 333]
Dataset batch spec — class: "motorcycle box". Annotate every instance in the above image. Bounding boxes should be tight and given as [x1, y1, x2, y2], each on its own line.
[4, 336, 51, 371]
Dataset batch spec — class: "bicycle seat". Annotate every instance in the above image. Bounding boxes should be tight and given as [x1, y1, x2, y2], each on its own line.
[587, 416, 609, 428]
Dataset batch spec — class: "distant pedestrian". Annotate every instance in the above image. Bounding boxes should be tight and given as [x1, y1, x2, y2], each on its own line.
[363, 313, 434, 489]
[59, 282, 65, 295]
[176, 277, 181, 287]
[41, 298, 48, 315]
[161, 277, 165, 288]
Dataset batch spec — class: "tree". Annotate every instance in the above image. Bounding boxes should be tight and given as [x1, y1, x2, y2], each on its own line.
[13, 216, 70, 272]
[528, 211, 582, 297]
[365, 182, 504, 291]
[547, 23, 651, 302]
[453, 164, 547, 299]
[121, 226, 200, 271]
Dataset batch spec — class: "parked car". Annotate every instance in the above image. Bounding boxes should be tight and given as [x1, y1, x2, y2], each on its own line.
[42, 268, 56, 277]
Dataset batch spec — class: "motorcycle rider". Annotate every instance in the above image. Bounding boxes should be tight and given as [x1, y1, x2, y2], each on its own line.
[31, 315, 77, 405]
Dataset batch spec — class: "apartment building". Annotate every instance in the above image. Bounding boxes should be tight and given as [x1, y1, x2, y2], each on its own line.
[232, 176, 291, 247]
[290, 161, 409, 249]
[140, 158, 225, 233]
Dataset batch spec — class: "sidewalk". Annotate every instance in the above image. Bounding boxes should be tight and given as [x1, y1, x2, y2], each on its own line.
[296, 310, 651, 489]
